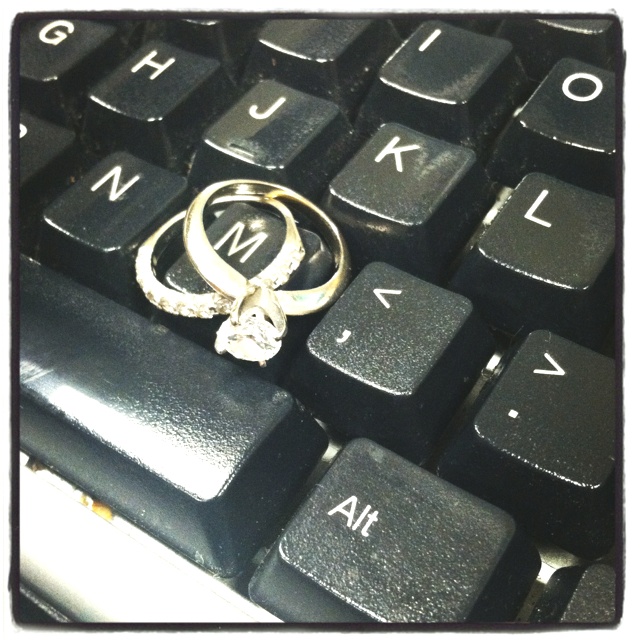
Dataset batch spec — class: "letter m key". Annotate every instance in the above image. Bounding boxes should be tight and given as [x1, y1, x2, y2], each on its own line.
[213, 221, 268, 263]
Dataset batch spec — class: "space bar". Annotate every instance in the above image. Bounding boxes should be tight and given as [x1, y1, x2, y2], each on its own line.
[20, 458, 281, 622]
[19, 256, 328, 578]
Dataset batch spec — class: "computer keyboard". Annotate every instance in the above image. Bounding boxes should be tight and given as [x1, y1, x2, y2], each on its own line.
[14, 12, 622, 625]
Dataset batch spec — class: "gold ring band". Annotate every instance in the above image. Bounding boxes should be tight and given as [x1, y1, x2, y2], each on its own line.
[184, 180, 351, 316]
[137, 179, 351, 365]
[136, 191, 305, 318]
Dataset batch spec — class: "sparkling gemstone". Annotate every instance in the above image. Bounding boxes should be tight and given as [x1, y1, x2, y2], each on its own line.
[215, 311, 282, 363]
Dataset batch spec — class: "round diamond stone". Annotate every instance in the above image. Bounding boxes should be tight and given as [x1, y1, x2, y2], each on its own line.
[215, 312, 282, 363]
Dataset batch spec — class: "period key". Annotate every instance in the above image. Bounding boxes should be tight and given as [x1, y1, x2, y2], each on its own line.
[287, 262, 495, 462]
[249, 438, 541, 622]
[438, 330, 616, 559]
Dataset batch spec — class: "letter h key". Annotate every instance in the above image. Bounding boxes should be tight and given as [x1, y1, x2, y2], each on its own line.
[84, 40, 233, 169]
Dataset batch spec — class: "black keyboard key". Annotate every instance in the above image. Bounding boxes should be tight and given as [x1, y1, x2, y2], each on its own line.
[530, 564, 617, 623]
[495, 18, 617, 81]
[356, 21, 528, 152]
[487, 58, 616, 196]
[162, 18, 261, 79]
[188, 80, 355, 197]
[84, 40, 233, 169]
[18, 111, 77, 254]
[18, 18, 120, 126]
[323, 122, 493, 282]
[449, 173, 615, 349]
[19, 256, 328, 577]
[438, 330, 615, 559]
[249, 438, 540, 622]
[287, 262, 495, 462]
[40, 151, 188, 304]
[243, 19, 400, 114]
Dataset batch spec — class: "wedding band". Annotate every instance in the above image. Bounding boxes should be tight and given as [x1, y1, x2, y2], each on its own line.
[135, 192, 305, 318]
[184, 180, 351, 316]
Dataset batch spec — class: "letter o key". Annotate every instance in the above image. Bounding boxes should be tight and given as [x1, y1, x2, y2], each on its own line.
[562, 72, 603, 102]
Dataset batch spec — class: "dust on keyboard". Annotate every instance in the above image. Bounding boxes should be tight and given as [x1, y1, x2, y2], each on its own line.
[15, 14, 621, 625]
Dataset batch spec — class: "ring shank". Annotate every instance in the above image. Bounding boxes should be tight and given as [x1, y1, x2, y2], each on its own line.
[183, 180, 351, 316]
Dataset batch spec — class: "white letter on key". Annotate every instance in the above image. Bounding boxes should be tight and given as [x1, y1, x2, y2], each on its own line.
[39, 20, 75, 46]
[374, 136, 420, 173]
[91, 166, 141, 201]
[249, 96, 287, 120]
[131, 50, 176, 80]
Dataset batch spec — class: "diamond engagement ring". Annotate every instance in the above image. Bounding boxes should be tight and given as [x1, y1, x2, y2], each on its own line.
[136, 188, 304, 318]
[137, 179, 351, 366]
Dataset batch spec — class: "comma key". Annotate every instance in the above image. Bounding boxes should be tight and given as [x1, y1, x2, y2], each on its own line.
[287, 262, 495, 463]
[249, 438, 540, 622]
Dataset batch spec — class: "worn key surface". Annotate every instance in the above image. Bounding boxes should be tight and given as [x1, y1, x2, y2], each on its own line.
[160, 18, 261, 80]
[438, 330, 616, 559]
[19, 256, 328, 577]
[84, 39, 233, 169]
[188, 79, 355, 197]
[323, 122, 493, 282]
[40, 151, 189, 305]
[249, 438, 541, 622]
[487, 58, 616, 196]
[18, 111, 78, 254]
[494, 18, 617, 81]
[356, 20, 528, 153]
[287, 262, 495, 462]
[18, 18, 121, 126]
[243, 19, 400, 115]
[448, 172, 615, 350]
